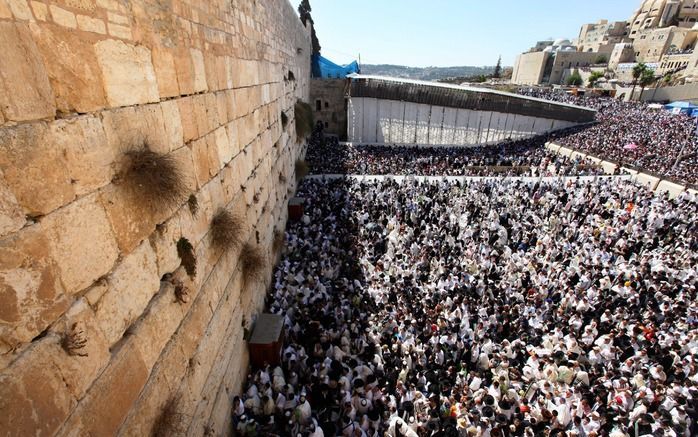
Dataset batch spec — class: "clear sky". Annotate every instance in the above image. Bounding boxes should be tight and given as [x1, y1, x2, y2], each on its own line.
[309, 0, 640, 67]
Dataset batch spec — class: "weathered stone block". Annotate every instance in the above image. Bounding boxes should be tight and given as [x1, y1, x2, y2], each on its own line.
[98, 183, 157, 254]
[43, 192, 119, 294]
[190, 48, 207, 93]
[0, 340, 78, 437]
[58, 115, 115, 196]
[76, 14, 105, 33]
[50, 5, 76, 28]
[0, 224, 70, 350]
[0, 122, 74, 216]
[161, 99, 184, 150]
[8, 0, 33, 20]
[30, 23, 107, 113]
[108, 22, 131, 39]
[55, 340, 149, 437]
[30, 0, 47, 20]
[0, 0, 11, 18]
[95, 240, 159, 346]
[48, 298, 112, 399]
[173, 46, 194, 95]
[0, 22, 55, 122]
[177, 96, 198, 143]
[190, 137, 213, 188]
[151, 46, 179, 98]
[94, 39, 159, 108]
[148, 212, 182, 278]
[0, 170, 26, 238]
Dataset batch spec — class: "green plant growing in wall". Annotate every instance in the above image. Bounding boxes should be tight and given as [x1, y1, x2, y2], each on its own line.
[295, 159, 309, 181]
[566, 70, 583, 87]
[588, 71, 605, 88]
[176, 237, 197, 278]
[241, 243, 265, 285]
[121, 146, 188, 213]
[294, 101, 314, 140]
[210, 208, 243, 252]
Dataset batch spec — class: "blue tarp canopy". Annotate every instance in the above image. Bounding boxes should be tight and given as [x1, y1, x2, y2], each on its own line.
[665, 101, 698, 117]
[312, 54, 360, 79]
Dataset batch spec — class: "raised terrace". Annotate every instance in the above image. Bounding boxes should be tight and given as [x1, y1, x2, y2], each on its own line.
[347, 74, 596, 146]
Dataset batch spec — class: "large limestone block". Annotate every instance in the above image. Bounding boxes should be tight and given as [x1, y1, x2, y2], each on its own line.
[173, 46, 195, 95]
[45, 298, 112, 399]
[55, 341, 149, 437]
[94, 240, 160, 346]
[177, 96, 198, 143]
[190, 48, 208, 93]
[148, 212, 182, 278]
[0, 170, 26, 238]
[98, 182, 158, 255]
[0, 225, 70, 350]
[190, 137, 213, 188]
[102, 103, 173, 154]
[151, 46, 180, 98]
[0, 339, 78, 437]
[52, 115, 115, 196]
[0, 22, 56, 122]
[161, 99, 184, 149]
[30, 22, 107, 113]
[43, 192, 119, 294]
[94, 39, 159, 108]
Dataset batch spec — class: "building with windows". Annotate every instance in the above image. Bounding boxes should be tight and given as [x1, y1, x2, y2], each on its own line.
[578, 20, 630, 53]
[512, 39, 602, 85]
[632, 25, 697, 62]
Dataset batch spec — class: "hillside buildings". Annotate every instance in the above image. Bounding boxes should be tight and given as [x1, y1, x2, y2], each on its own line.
[512, 0, 698, 86]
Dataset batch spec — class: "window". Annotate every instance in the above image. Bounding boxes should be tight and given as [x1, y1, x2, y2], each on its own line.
[324, 101, 329, 109]
[315, 100, 321, 111]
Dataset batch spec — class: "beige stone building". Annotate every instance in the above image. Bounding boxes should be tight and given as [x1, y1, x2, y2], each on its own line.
[632, 25, 698, 62]
[578, 20, 630, 53]
[628, 0, 698, 37]
[512, 48, 602, 85]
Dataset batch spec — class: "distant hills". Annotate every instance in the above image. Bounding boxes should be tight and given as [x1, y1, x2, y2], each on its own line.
[359, 64, 497, 81]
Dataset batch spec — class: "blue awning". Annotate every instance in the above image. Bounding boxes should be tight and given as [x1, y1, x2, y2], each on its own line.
[312, 54, 360, 79]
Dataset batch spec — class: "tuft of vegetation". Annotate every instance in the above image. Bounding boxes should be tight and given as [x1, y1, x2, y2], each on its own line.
[187, 194, 199, 216]
[287, 70, 296, 81]
[61, 322, 88, 357]
[210, 209, 243, 252]
[295, 159, 309, 181]
[241, 243, 265, 284]
[588, 71, 605, 88]
[121, 147, 187, 212]
[294, 101, 314, 140]
[566, 70, 583, 87]
[176, 237, 197, 278]
[151, 396, 187, 437]
[280, 111, 288, 128]
[173, 279, 190, 304]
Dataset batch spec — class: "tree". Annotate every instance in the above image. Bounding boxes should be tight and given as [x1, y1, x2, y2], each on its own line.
[298, 0, 321, 55]
[631, 62, 648, 99]
[493, 56, 502, 79]
[638, 69, 656, 100]
[588, 71, 605, 88]
[566, 70, 583, 86]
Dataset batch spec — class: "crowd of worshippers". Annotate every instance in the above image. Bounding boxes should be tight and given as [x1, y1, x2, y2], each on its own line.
[517, 89, 698, 187]
[233, 177, 698, 437]
[305, 137, 607, 177]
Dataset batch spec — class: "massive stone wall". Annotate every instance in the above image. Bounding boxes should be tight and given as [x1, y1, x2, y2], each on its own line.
[0, 0, 310, 435]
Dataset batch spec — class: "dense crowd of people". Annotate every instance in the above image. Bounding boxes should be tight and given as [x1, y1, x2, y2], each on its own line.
[306, 137, 607, 178]
[518, 89, 698, 187]
[234, 175, 698, 437]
